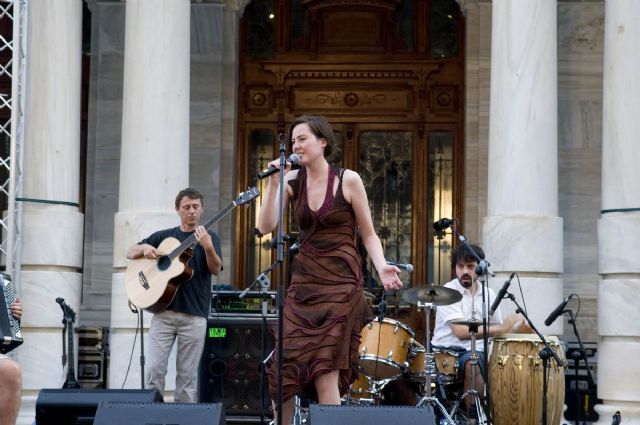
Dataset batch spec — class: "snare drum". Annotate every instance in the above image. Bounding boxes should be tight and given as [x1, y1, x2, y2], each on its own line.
[359, 317, 414, 380]
[489, 334, 566, 425]
[433, 348, 459, 383]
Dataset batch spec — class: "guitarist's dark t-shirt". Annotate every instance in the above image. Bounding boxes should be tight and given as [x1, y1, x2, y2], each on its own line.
[140, 227, 223, 318]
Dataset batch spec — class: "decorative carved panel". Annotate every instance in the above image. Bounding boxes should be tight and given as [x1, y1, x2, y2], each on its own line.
[428, 84, 459, 116]
[291, 85, 413, 114]
[318, 11, 385, 52]
[245, 85, 275, 113]
[304, 0, 404, 53]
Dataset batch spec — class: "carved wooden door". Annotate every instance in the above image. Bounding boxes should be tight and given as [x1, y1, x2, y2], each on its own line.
[236, 0, 464, 311]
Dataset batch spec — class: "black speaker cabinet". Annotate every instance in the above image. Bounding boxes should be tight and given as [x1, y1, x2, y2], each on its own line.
[35, 388, 163, 425]
[93, 401, 226, 425]
[308, 404, 436, 425]
[199, 314, 276, 418]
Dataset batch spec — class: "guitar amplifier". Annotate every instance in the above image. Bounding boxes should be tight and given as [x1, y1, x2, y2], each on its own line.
[0, 272, 23, 354]
[211, 290, 276, 314]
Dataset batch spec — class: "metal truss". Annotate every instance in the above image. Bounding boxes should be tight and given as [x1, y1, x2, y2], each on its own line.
[0, 0, 26, 284]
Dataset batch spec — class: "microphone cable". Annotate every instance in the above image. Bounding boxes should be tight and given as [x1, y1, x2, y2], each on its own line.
[121, 308, 141, 389]
[514, 273, 528, 317]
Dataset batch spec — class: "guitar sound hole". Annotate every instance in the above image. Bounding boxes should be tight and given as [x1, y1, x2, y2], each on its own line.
[157, 256, 171, 271]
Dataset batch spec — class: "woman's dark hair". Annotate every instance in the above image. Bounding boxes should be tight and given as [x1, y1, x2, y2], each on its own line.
[175, 188, 204, 209]
[289, 115, 335, 158]
[451, 243, 485, 268]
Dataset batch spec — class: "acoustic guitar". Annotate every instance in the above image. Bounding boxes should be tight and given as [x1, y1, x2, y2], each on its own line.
[125, 187, 259, 313]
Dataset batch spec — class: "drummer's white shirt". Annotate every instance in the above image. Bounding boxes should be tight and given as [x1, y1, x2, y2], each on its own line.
[431, 278, 503, 351]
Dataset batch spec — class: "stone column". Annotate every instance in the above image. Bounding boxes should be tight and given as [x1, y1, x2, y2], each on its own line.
[484, 0, 564, 334]
[594, 1, 640, 423]
[17, 0, 84, 420]
[109, 0, 191, 395]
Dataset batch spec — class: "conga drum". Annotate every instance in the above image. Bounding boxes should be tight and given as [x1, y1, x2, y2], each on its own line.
[489, 334, 566, 425]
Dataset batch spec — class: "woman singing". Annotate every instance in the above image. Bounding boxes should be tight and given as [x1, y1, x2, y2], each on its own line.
[257, 115, 402, 424]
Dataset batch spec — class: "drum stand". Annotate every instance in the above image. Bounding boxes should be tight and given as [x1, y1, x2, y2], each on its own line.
[415, 302, 457, 425]
[449, 322, 485, 424]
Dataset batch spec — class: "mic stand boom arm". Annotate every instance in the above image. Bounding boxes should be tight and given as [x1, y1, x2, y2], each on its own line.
[239, 261, 278, 299]
[503, 291, 564, 425]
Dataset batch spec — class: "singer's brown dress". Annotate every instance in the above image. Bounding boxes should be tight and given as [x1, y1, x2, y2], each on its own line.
[266, 165, 370, 404]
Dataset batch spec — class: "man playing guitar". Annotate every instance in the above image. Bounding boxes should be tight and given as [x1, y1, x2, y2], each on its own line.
[126, 188, 223, 402]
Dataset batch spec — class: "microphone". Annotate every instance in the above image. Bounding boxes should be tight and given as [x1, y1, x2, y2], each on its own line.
[387, 260, 413, 272]
[612, 411, 621, 425]
[239, 272, 272, 298]
[238, 285, 252, 299]
[433, 218, 454, 239]
[544, 295, 573, 326]
[255, 154, 300, 179]
[489, 272, 516, 316]
[433, 218, 454, 232]
[288, 241, 300, 254]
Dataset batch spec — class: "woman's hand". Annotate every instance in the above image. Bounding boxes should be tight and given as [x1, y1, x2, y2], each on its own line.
[267, 158, 293, 184]
[378, 264, 403, 291]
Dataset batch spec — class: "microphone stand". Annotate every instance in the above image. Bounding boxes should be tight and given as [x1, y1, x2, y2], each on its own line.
[565, 309, 594, 425]
[127, 301, 146, 389]
[275, 139, 287, 425]
[242, 263, 278, 425]
[450, 226, 494, 424]
[57, 298, 81, 389]
[138, 308, 145, 388]
[502, 291, 563, 425]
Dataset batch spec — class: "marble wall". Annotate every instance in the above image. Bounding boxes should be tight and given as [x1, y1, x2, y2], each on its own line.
[82, 2, 234, 326]
[462, 1, 604, 343]
[557, 1, 604, 342]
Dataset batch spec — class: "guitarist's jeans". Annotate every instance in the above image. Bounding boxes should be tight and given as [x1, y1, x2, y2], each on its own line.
[147, 310, 207, 403]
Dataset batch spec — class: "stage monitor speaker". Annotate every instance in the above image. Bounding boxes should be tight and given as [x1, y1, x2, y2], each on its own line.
[35, 388, 163, 425]
[93, 401, 226, 425]
[308, 404, 437, 425]
[199, 314, 275, 418]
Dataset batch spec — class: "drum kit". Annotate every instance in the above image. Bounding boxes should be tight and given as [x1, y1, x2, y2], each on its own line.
[353, 283, 464, 423]
[350, 284, 566, 425]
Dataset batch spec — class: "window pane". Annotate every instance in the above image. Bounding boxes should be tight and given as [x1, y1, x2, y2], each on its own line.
[245, 0, 275, 59]
[290, 0, 309, 50]
[428, 131, 454, 285]
[395, 0, 414, 50]
[431, 0, 460, 58]
[248, 129, 276, 284]
[358, 131, 412, 291]
[327, 130, 344, 168]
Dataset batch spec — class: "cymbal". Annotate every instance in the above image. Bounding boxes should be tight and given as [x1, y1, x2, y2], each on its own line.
[402, 284, 462, 306]
[448, 319, 484, 328]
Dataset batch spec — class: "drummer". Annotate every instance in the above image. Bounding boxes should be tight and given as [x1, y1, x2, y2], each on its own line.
[431, 243, 531, 410]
